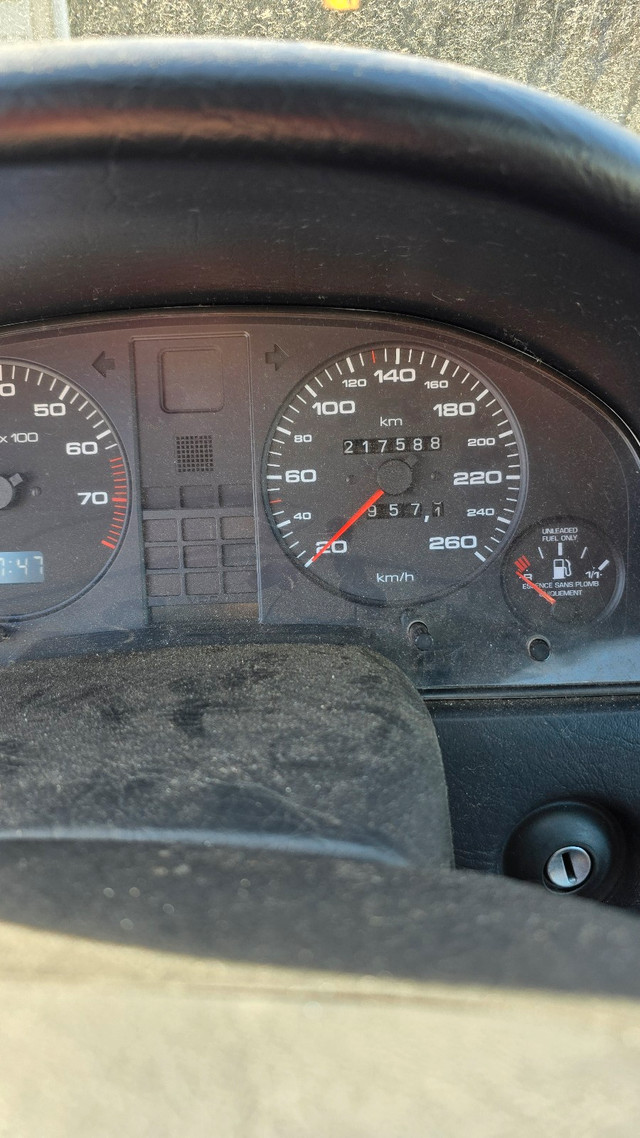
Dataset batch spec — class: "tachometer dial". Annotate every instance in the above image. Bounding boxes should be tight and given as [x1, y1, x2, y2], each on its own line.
[502, 518, 623, 627]
[0, 360, 130, 618]
[262, 343, 527, 604]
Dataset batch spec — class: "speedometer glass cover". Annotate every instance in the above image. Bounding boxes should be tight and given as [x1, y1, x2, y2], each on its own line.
[263, 343, 527, 605]
[251, 310, 640, 690]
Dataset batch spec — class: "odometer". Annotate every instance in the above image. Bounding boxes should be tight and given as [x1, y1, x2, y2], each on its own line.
[262, 343, 527, 604]
[0, 360, 130, 618]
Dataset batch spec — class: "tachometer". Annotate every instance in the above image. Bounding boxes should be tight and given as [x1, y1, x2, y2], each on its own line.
[0, 360, 130, 618]
[262, 343, 527, 604]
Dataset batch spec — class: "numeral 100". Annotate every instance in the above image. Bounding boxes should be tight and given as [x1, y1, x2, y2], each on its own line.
[312, 400, 355, 416]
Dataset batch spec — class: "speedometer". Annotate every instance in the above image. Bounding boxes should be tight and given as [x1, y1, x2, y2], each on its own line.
[262, 343, 527, 604]
[0, 360, 130, 619]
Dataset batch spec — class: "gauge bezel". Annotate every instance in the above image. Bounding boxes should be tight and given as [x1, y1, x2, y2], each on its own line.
[261, 338, 529, 607]
[0, 358, 132, 621]
[501, 515, 626, 630]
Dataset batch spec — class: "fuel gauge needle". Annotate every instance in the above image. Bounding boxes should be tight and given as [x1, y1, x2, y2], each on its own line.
[516, 570, 556, 605]
[306, 488, 384, 567]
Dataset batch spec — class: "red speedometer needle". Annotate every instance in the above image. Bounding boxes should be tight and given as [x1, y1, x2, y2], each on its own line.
[516, 571, 556, 606]
[306, 488, 384, 567]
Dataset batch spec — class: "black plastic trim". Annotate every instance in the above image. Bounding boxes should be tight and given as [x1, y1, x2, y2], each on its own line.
[0, 39, 638, 245]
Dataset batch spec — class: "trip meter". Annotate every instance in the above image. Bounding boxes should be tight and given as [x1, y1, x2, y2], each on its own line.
[262, 343, 527, 604]
[0, 360, 130, 618]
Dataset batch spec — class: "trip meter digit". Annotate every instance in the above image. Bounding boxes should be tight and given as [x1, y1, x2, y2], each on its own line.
[262, 343, 527, 604]
[0, 360, 130, 618]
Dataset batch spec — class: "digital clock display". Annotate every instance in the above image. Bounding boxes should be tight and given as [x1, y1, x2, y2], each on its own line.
[0, 552, 44, 583]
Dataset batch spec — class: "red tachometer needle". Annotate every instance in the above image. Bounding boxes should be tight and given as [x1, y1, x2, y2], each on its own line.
[516, 570, 556, 606]
[306, 488, 384, 567]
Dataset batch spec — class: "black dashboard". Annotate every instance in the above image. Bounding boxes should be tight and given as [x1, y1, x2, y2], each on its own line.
[1, 38, 640, 910]
[2, 307, 640, 697]
[5, 37, 640, 1132]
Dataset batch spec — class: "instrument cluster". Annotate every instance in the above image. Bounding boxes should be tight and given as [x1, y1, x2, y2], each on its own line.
[0, 308, 638, 694]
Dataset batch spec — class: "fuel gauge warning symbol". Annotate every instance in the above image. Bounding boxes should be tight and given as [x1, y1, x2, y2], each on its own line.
[553, 557, 572, 580]
[502, 518, 623, 627]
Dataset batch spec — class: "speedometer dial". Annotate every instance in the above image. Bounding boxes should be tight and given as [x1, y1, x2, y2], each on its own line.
[263, 343, 527, 604]
[0, 360, 129, 618]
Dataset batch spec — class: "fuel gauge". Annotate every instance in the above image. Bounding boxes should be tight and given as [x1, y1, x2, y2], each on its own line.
[502, 518, 623, 627]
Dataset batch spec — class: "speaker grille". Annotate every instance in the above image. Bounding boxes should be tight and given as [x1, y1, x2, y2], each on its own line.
[175, 435, 215, 474]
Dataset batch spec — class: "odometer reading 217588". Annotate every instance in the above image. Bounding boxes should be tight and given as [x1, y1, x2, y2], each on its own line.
[263, 343, 527, 604]
[0, 360, 129, 618]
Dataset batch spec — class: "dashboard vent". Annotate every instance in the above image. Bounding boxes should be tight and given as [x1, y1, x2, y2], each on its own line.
[175, 434, 214, 474]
